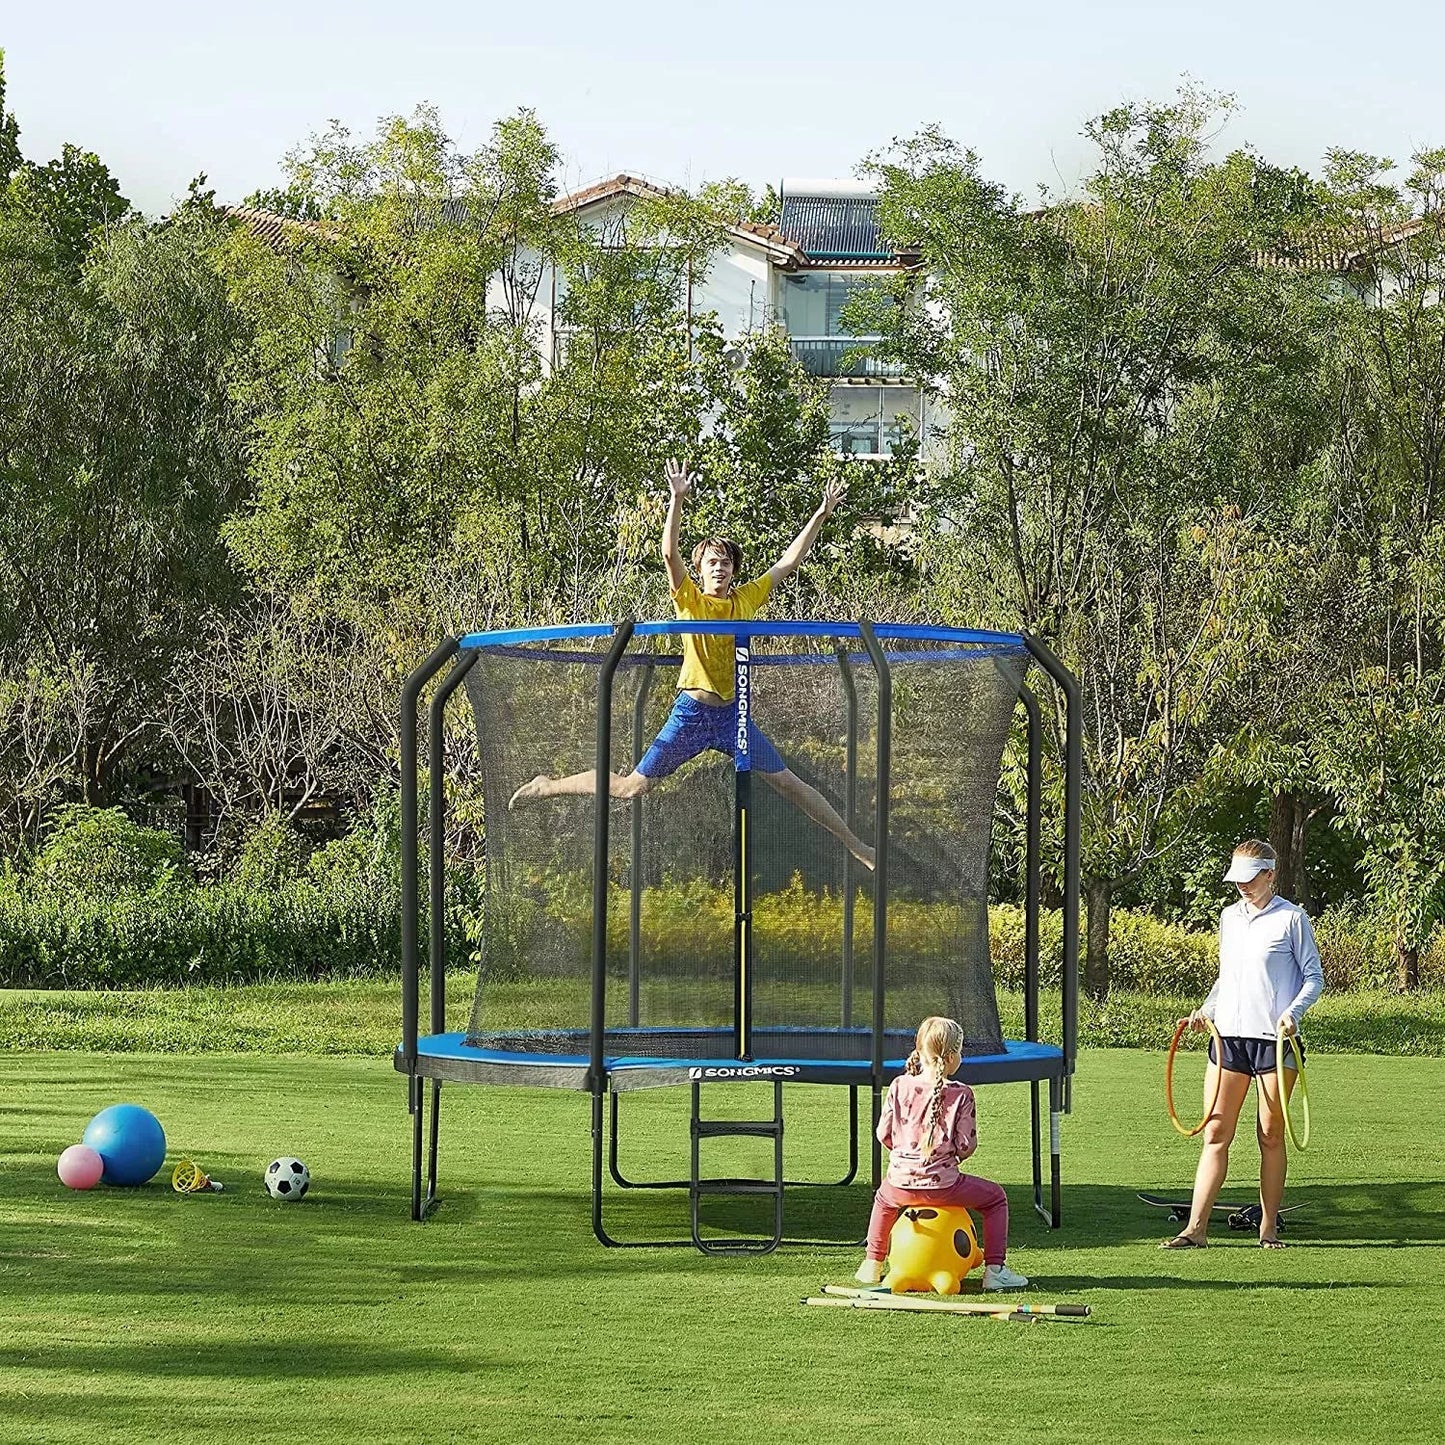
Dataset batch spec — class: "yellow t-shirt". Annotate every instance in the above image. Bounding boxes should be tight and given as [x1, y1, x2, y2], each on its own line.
[671, 573, 773, 699]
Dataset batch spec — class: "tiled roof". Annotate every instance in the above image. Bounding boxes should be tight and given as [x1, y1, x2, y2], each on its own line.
[1018, 201, 1438, 276]
[553, 172, 806, 264]
[223, 205, 341, 247]
[1255, 216, 1438, 273]
[552, 172, 671, 212]
[230, 188, 1436, 278]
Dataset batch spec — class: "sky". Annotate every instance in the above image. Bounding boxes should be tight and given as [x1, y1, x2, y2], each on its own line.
[4, 0, 1444, 216]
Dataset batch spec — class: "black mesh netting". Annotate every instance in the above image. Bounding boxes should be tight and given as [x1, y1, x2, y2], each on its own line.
[463, 630, 1026, 1060]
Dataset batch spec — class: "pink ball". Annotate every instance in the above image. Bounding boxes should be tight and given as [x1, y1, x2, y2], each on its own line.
[58, 1144, 105, 1190]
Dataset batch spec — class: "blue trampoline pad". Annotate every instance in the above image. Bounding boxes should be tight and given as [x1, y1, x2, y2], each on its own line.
[396, 1032, 1065, 1093]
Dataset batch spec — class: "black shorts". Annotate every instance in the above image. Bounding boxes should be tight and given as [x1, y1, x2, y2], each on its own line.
[1209, 1035, 1304, 1077]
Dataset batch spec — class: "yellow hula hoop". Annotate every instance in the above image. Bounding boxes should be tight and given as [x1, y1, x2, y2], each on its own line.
[1166, 1017, 1224, 1137]
[1276, 1025, 1310, 1151]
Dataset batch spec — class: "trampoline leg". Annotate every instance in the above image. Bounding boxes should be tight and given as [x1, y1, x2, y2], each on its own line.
[1049, 1076, 1063, 1228]
[1031, 1079, 1044, 1224]
[591, 1090, 612, 1247]
[608, 1091, 628, 1188]
[425, 1078, 442, 1212]
[1032, 1077, 1062, 1228]
[409, 1074, 423, 1223]
[870, 1084, 883, 1190]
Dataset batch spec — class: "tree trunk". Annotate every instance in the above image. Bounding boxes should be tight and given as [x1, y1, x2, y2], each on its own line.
[1268, 791, 1311, 908]
[1395, 934, 1421, 992]
[1084, 875, 1112, 1001]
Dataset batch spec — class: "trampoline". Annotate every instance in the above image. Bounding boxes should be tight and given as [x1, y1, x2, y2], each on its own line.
[395, 619, 1080, 1252]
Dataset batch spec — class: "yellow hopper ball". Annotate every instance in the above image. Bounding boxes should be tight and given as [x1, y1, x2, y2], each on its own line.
[887, 1205, 984, 1295]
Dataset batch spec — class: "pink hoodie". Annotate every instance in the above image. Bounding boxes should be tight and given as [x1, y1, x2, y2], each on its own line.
[876, 1072, 979, 1189]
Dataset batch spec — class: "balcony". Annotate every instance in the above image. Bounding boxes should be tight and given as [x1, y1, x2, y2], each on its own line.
[788, 336, 907, 380]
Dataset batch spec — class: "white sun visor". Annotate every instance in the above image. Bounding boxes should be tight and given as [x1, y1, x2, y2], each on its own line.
[1223, 854, 1276, 883]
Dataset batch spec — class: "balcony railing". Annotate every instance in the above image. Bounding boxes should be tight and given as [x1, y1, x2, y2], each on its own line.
[788, 336, 906, 379]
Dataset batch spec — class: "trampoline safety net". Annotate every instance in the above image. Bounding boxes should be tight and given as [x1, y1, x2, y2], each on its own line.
[462, 628, 1027, 1061]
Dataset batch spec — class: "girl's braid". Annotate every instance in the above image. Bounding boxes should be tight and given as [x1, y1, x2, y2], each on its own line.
[913, 1016, 964, 1160]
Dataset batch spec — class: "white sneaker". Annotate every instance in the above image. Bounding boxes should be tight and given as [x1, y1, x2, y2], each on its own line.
[854, 1258, 885, 1286]
[982, 1263, 1028, 1290]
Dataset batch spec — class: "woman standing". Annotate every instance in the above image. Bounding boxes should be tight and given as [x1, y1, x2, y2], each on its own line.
[1161, 839, 1325, 1249]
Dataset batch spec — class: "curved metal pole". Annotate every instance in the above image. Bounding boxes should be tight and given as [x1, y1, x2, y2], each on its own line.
[401, 636, 460, 1071]
[429, 650, 479, 1038]
[1021, 634, 1081, 1103]
[589, 622, 636, 1092]
[401, 635, 459, 1224]
[857, 622, 891, 1188]
[834, 643, 859, 1029]
[1019, 685, 1042, 1044]
[629, 660, 656, 1028]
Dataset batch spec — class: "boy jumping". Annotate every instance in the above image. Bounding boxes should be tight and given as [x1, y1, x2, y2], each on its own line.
[509, 458, 875, 869]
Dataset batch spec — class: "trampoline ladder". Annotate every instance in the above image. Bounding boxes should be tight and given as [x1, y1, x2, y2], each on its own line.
[689, 1080, 784, 1255]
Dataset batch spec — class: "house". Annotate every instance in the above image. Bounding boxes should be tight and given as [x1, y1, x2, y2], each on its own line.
[229, 172, 931, 457]
[541, 173, 926, 458]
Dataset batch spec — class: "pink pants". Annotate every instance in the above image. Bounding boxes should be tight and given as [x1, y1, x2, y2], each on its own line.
[865, 1176, 1009, 1266]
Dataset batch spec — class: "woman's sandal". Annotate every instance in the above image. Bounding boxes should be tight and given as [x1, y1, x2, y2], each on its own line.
[1159, 1233, 1207, 1249]
[1259, 1236, 1286, 1249]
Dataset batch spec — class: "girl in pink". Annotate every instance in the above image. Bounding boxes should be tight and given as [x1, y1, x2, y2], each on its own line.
[855, 1016, 1028, 1290]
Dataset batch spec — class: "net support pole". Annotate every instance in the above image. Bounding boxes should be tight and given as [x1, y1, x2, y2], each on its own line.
[1022, 634, 1081, 1111]
[588, 622, 636, 1095]
[858, 622, 891, 1189]
[1019, 685, 1042, 1043]
[400, 635, 459, 1224]
[423, 649, 478, 1209]
[401, 636, 460, 1070]
[733, 634, 754, 1062]
[428, 650, 478, 1038]
[628, 661, 655, 1028]
[835, 643, 859, 1030]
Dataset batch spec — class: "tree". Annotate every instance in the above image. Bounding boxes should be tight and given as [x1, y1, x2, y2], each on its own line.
[7, 142, 134, 276]
[0, 51, 20, 185]
[1294, 147, 1445, 984]
[862, 90, 1331, 995]
[0, 200, 249, 827]
[219, 106, 721, 632]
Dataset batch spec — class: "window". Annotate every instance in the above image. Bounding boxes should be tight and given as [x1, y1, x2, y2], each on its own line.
[780, 272, 874, 337]
[826, 385, 920, 458]
[782, 272, 902, 378]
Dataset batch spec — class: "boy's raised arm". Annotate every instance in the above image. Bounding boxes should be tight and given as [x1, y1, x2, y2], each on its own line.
[766, 479, 846, 587]
[661, 458, 695, 593]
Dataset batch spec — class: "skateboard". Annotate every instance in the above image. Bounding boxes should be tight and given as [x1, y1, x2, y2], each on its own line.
[1138, 1193, 1307, 1231]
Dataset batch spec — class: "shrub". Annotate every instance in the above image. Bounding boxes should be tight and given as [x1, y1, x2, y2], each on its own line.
[0, 875, 417, 988]
[233, 816, 309, 892]
[32, 806, 190, 898]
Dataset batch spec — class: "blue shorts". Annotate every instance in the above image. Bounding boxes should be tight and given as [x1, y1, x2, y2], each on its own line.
[635, 693, 785, 780]
[1209, 1035, 1305, 1077]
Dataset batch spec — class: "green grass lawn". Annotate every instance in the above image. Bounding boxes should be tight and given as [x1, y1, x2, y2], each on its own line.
[3, 1043, 1443, 1444]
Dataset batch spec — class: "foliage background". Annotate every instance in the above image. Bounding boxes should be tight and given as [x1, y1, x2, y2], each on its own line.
[5, 55, 1445, 999]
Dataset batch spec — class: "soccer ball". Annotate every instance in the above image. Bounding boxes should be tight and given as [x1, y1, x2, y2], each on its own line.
[264, 1157, 310, 1201]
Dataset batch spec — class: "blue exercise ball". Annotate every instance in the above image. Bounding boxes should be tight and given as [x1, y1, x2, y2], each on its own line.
[81, 1104, 166, 1187]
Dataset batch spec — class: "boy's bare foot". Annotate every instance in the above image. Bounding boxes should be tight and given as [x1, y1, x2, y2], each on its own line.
[509, 776, 553, 809]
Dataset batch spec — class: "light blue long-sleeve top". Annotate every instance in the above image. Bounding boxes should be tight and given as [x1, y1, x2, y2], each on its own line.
[1202, 895, 1325, 1039]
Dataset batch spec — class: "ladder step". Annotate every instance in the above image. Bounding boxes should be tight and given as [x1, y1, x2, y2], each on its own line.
[695, 1237, 781, 1256]
[694, 1180, 784, 1196]
[693, 1120, 783, 1139]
